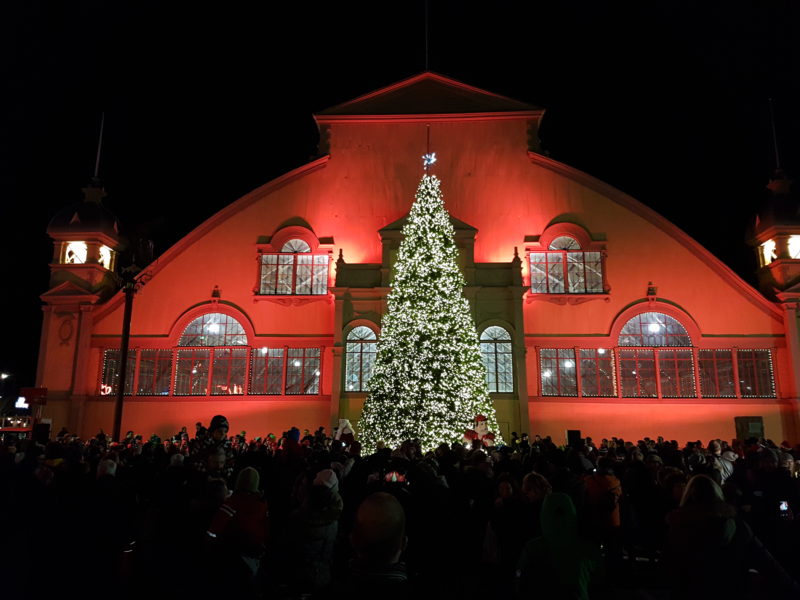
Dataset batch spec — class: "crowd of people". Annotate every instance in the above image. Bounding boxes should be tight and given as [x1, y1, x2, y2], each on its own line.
[1, 416, 800, 599]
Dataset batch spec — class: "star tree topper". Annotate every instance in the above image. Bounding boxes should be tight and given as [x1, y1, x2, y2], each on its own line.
[422, 152, 437, 170]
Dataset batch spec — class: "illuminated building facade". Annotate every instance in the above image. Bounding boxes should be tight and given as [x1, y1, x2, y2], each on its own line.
[37, 73, 800, 443]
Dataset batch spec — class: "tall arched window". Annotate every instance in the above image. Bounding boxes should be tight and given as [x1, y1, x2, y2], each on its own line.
[480, 326, 514, 393]
[260, 238, 329, 295]
[175, 313, 248, 395]
[530, 235, 603, 294]
[618, 312, 693, 398]
[345, 326, 377, 392]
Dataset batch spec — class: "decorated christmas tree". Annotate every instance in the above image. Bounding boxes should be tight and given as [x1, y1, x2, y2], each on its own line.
[359, 160, 501, 451]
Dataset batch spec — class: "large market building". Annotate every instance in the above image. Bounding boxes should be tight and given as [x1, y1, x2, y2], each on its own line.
[36, 73, 800, 444]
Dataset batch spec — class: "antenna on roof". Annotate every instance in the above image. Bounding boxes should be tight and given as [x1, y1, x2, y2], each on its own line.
[93, 112, 105, 180]
[426, 123, 431, 155]
[424, 0, 430, 71]
[768, 98, 781, 171]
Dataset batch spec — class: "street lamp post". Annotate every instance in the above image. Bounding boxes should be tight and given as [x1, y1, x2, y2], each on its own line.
[110, 239, 153, 443]
[112, 282, 135, 442]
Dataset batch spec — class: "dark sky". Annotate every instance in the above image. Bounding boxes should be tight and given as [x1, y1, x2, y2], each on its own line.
[2, 1, 799, 393]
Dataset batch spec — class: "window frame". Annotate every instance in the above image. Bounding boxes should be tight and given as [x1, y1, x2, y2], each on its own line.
[98, 307, 327, 399]
[258, 250, 331, 296]
[479, 325, 515, 394]
[537, 345, 777, 401]
[344, 325, 378, 393]
[254, 226, 334, 301]
[524, 223, 609, 301]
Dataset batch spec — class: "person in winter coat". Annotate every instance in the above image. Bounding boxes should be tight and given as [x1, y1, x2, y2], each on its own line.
[288, 468, 343, 592]
[205, 466, 269, 593]
[662, 474, 800, 600]
[516, 492, 602, 600]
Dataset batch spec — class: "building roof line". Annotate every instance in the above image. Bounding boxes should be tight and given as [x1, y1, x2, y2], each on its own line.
[92, 155, 331, 322]
[528, 151, 783, 321]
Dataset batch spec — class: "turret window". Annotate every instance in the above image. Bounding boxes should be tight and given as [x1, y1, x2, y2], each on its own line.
[64, 241, 88, 264]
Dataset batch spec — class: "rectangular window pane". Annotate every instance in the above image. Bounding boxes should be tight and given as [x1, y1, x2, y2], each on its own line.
[260, 254, 278, 294]
[584, 252, 603, 293]
[496, 341, 513, 392]
[530, 251, 603, 295]
[312, 255, 329, 294]
[658, 349, 696, 398]
[566, 252, 586, 294]
[175, 349, 210, 395]
[277, 255, 294, 295]
[737, 349, 776, 398]
[619, 348, 656, 398]
[286, 348, 321, 395]
[250, 348, 284, 395]
[530, 253, 548, 293]
[698, 349, 735, 397]
[361, 342, 376, 388]
[540, 348, 577, 396]
[579, 348, 616, 397]
[295, 254, 312, 294]
[547, 254, 566, 293]
[137, 349, 172, 395]
[211, 348, 247, 395]
[101, 349, 136, 396]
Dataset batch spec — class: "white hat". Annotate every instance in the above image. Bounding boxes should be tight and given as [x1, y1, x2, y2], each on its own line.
[313, 468, 339, 492]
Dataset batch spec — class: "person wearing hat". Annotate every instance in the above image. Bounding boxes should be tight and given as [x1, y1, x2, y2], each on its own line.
[206, 466, 269, 591]
[191, 414, 234, 479]
[288, 468, 344, 593]
[465, 414, 496, 449]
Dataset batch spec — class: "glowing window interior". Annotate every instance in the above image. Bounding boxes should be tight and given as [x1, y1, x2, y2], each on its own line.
[789, 235, 800, 259]
[618, 312, 691, 347]
[548, 235, 581, 250]
[178, 313, 247, 346]
[281, 239, 311, 253]
[99, 245, 113, 269]
[64, 241, 88, 264]
[480, 326, 514, 393]
[761, 239, 777, 265]
[345, 326, 378, 392]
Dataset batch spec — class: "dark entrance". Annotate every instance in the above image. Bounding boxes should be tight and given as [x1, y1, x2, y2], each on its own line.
[734, 416, 764, 441]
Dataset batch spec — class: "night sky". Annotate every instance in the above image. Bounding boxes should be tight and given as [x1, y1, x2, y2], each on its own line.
[2, 1, 799, 396]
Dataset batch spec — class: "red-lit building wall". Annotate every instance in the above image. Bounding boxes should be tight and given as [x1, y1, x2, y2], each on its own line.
[38, 77, 800, 444]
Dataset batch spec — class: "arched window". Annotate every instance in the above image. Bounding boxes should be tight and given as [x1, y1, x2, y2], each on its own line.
[480, 326, 514, 393]
[549, 236, 581, 250]
[345, 326, 377, 392]
[618, 312, 691, 347]
[538, 309, 776, 400]
[175, 313, 247, 396]
[530, 235, 603, 294]
[617, 312, 693, 398]
[179, 313, 248, 346]
[260, 237, 329, 295]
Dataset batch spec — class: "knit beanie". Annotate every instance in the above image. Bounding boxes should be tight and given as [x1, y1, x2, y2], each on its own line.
[313, 468, 339, 492]
[235, 466, 260, 494]
[209, 415, 229, 432]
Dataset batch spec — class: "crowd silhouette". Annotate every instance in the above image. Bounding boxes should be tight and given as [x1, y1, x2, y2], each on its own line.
[1, 415, 799, 600]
